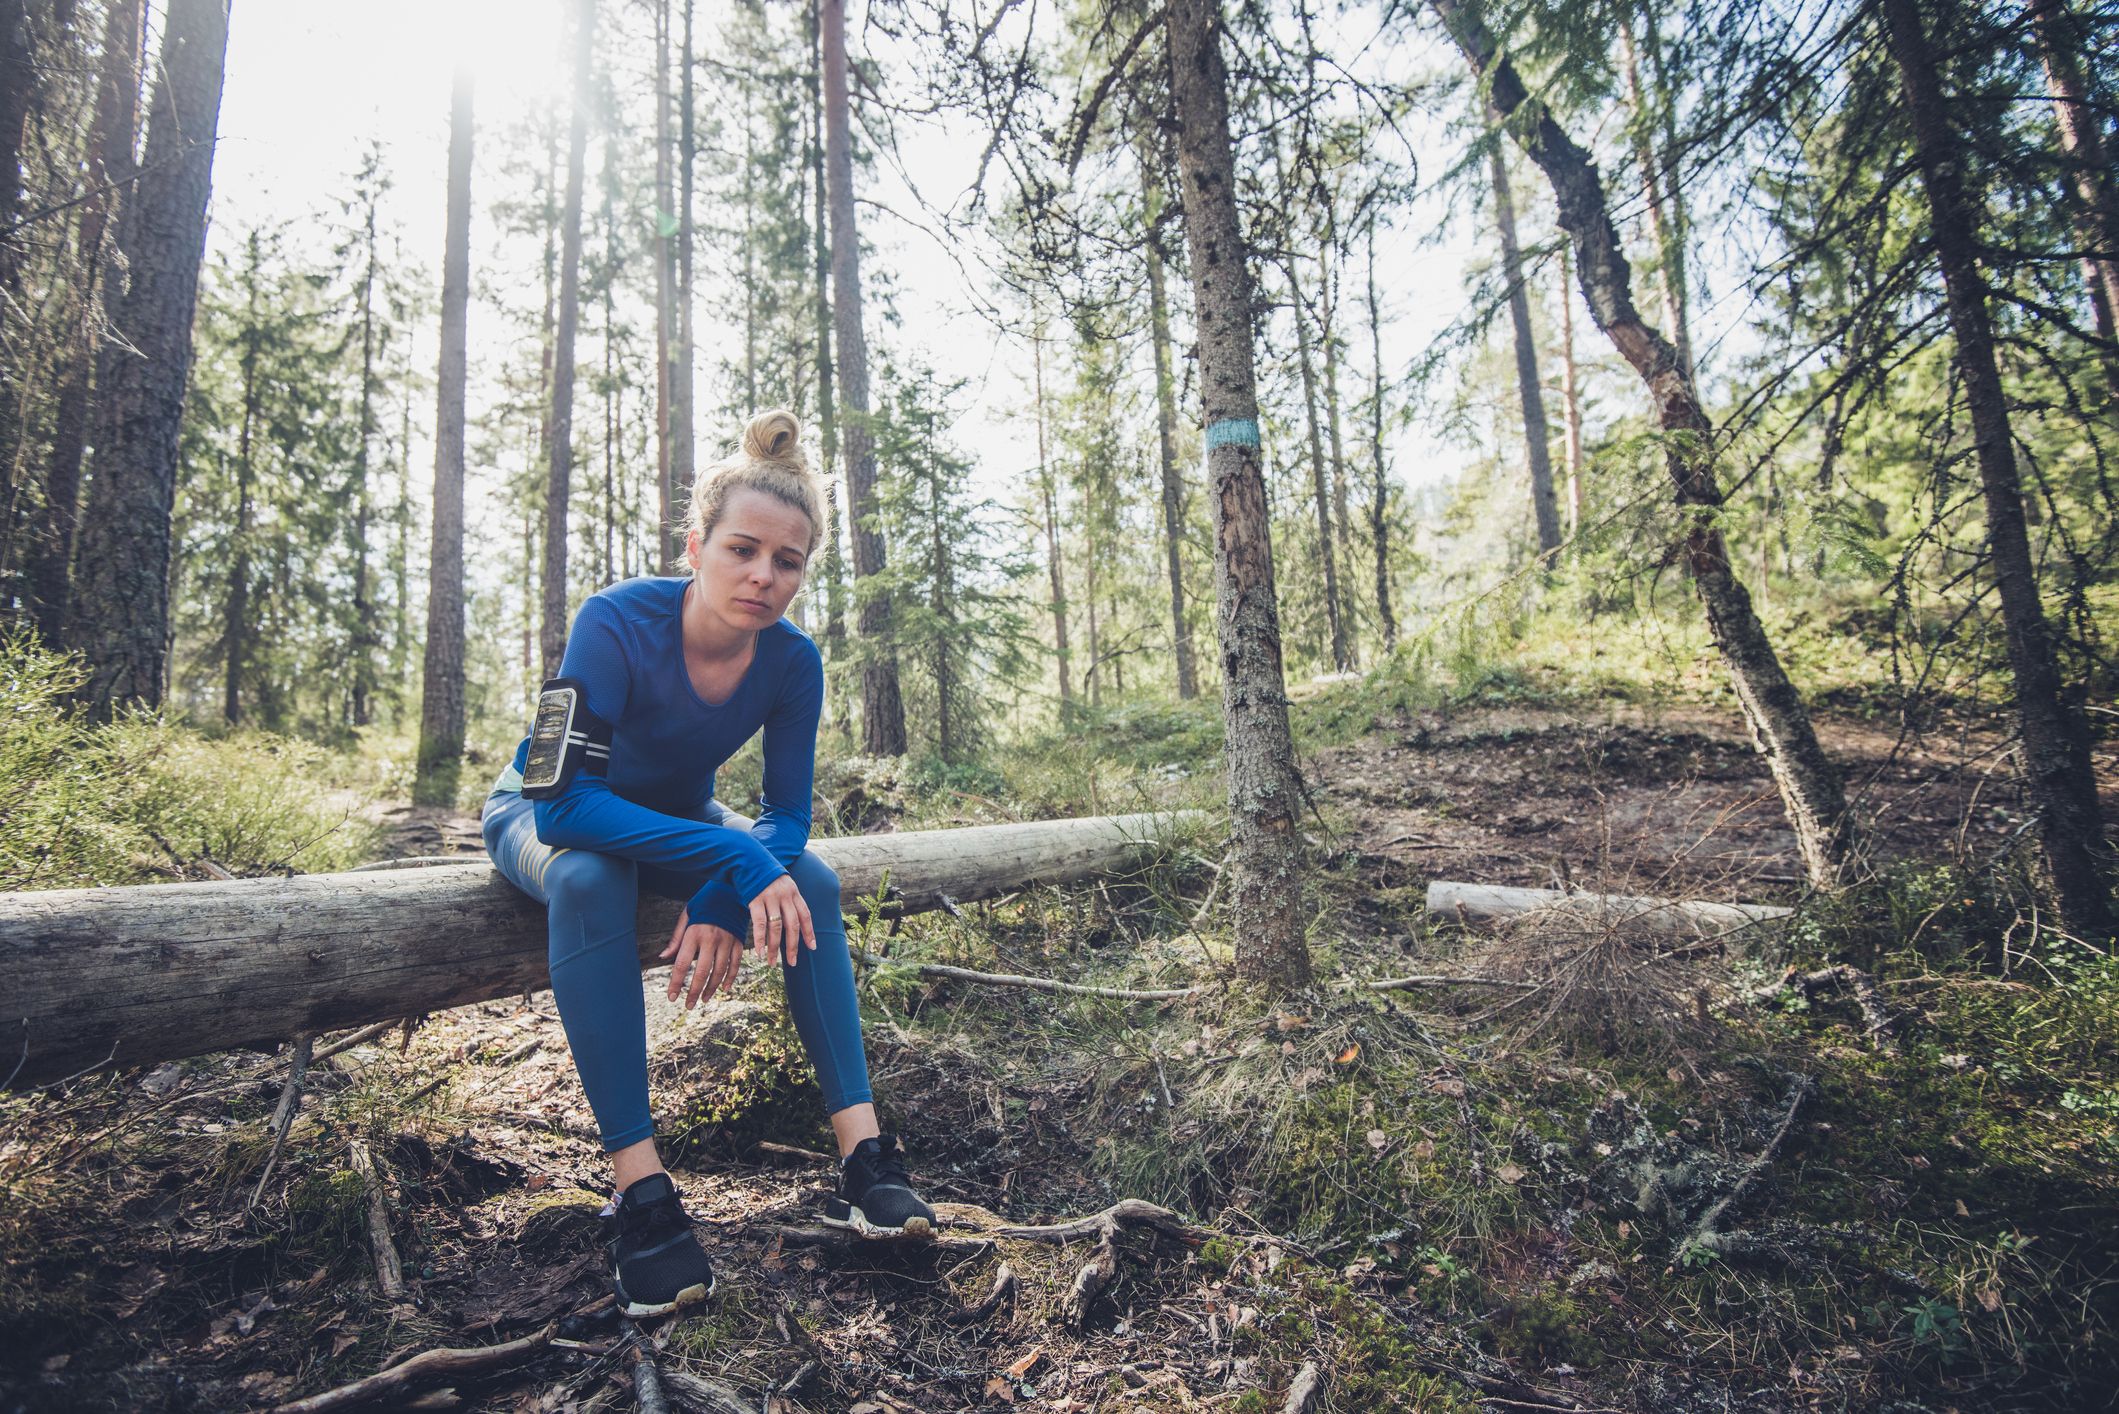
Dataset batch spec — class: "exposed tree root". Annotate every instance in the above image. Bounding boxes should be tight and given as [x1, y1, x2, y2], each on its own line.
[948, 1261, 1018, 1324]
[269, 1323, 555, 1412]
[655, 1366, 752, 1413]
[994, 1199, 1201, 1330]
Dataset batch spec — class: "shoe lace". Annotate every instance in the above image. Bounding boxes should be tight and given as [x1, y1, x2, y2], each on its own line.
[863, 1139, 912, 1190]
[618, 1191, 685, 1242]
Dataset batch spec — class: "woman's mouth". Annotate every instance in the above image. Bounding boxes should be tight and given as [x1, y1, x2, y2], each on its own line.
[735, 597, 770, 613]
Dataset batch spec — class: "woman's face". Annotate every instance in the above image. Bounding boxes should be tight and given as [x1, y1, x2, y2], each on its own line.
[686, 488, 812, 634]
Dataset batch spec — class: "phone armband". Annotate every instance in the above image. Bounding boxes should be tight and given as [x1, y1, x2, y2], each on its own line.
[520, 678, 613, 799]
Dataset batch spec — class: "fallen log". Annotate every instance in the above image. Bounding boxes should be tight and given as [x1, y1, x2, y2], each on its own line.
[0, 811, 1194, 1088]
[1424, 880, 1792, 942]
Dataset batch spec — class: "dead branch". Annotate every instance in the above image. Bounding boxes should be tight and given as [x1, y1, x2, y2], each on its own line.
[247, 1033, 313, 1211]
[1747, 964, 1897, 1051]
[948, 1261, 1018, 1324]
[654, 1366, 753, 1413]
[1357, 972, 1541, 993]
[1426, 880, 1791, 942]
[312, 1021, 401, 1065]
[347, 1136, 408, 1300]
[1281, 1362, 1324, 1414]
[753, 1139, 835, 1166]
[854, 951, 1199, 1001]
[625, 1341, 673, 1414]
[270, 1323, 554, 1412]
[1683, 1074, 1815, 1256]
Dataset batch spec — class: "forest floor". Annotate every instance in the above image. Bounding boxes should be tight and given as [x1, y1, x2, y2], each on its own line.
[3, 697, 2115, 1412]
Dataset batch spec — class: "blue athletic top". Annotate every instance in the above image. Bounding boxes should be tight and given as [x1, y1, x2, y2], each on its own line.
[510, 575, 826, 936]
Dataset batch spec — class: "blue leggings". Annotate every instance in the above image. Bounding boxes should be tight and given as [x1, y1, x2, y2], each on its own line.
[481, 788, 872, 1152]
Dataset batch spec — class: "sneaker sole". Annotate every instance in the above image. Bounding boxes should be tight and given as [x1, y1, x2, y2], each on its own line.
[820, 1204, 935, 1241]
[616, 1273, 714, 1319]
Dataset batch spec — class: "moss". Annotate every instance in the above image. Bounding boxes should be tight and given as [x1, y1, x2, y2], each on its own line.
[1483, 1287, 1598, 1369]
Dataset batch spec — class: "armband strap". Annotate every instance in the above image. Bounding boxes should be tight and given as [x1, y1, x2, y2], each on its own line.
[519, 677, 613, 799]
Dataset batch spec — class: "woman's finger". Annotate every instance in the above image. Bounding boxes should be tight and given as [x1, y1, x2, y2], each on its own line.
[715, 937, 741, 997]
[785, 893, 811, 966]
[687, 933, 716, 1009]
[661, 911, 686, 960]
[667, 929, 696, 1003]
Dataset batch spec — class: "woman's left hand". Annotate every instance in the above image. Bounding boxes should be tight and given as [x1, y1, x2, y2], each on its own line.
[746, 873, 816, 968]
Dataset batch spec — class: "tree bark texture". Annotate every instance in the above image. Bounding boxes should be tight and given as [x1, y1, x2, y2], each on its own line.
[821, 0, 907, 755]
[1365, 219, 1396, 650]
[28, 0, 143, 647]
[414, 66, 474, 808]
[1425, 880, 1789, 943]
[808, 3, 845, 678]
[350, 185, 381, 727]
[67, 0, 229, 721]
[1141, 150, 1199, 699]
[1880, 0, 2113, 937]
[1431, 0, 1857, 889]
[2027, 0, 2119, 404]
[1490, 140, 1562, 555]
[0, 813, 1197, 1087]
[539, 0, 594, 681]
[1317, 204, 1360, 663]
[1166, 0, 1312, 990]
[1620, 20, 1692, 383]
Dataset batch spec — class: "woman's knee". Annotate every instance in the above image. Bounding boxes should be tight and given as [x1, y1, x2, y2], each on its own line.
[543, 849, 636, 918]
[787, 850, 843, 923]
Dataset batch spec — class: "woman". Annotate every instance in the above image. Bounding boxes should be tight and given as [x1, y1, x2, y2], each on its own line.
[482, 409, 934, 1318]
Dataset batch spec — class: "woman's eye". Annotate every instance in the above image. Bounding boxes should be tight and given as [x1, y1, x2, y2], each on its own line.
[731, 545, 753, 556]
[777, 558, 799, 572]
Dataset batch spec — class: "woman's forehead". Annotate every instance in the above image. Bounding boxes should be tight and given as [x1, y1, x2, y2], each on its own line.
[715, 488, 812, 547]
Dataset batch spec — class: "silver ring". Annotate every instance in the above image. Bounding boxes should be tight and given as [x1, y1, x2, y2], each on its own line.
[767, 913, 783, 922]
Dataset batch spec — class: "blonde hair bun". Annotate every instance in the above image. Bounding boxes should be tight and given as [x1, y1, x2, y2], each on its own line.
[743, 409, 806, 469]
[683, 408, 827, 561]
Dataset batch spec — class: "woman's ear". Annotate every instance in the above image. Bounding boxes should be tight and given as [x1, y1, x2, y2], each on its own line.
[685, 527, 702, 567]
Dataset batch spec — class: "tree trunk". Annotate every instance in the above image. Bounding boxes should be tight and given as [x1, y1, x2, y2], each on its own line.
[671, 0, 697, 571]
[1880, 0, 2113, 938]
[413, 65, 474, 808]
[225, 238, 261, 725]
[0, 0, 31, 540]
[1034, 331, 1072, 710]
[1318, 203, 1360, 663]
[1286, 247, 1349, 672]
[821, 0, 907, 756]
[929, 455, 951, 759]
[1558, 244, 1584, 535]
[2027, 0, 2119, 405]
[1166, 0, 1311, 990]
[1621, 18, 1692, 383]
[1431, 0, 1858, 889]
[1365, 218, 1397, 650]
[0, 812, 1200, 1088]
[808, 2, 845, 696]
[540, 0, 594, 680]
[351, 185, 381, 728]
[28, 0, 143, 647]
[654, 0, 675, 571]
[67, 0, 229, 721]
[1141, 149, 1199, 700]
[1490, 139, 1563, 555]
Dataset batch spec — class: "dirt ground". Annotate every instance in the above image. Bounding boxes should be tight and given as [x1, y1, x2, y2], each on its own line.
[0, 704, 2104, 1412]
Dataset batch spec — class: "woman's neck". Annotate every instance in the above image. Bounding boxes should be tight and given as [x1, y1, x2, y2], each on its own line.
[681, 578, 758, 662]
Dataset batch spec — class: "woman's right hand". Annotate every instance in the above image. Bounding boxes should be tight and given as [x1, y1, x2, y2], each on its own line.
[746, 873, 816, 968]
[662, 912, 745, 1009]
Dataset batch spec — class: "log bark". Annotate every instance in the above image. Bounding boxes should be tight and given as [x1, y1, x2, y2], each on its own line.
[0, 813, 1195, 1087]
[414, 66, 474, 807]
[1425, 880, 1790, 941]
[1429, 0, 1857, 889]
[1166, 0, 1312, 990]
[1881, 0, 2113, 939]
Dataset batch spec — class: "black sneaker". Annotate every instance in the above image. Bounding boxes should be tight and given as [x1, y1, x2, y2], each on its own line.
[602, 1173, 714, 1317]
[823, 1134, 936, 1239]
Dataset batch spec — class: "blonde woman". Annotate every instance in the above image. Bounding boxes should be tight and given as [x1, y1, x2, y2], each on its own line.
[482, 410, 932, 1317]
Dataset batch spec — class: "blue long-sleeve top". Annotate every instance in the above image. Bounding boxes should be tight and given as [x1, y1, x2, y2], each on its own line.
[510, 575, 826, 936]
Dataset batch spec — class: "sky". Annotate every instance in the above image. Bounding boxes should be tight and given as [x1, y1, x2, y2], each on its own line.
[205, 0, 1503, 586]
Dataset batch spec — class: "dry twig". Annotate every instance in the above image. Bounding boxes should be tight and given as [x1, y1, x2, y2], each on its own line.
[269, 1323, 554, 1412]
[1683, 1074, 1815, 1256]
[948, 1261, 1018, 1324]
[347, 1136, 407, 1300]
[1281, 1361, 1324, 1414]
[854, 951, 1198, 1001]
[247, 1033, 313, 1211]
